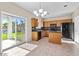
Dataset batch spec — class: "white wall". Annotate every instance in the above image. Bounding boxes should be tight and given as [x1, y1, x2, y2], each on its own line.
[44, 16, 72, 21]
[36, 18, 43, 29]
[72, 7, 79, 43]
[0, 2, 39, 42]
[73, 16, 79, 43]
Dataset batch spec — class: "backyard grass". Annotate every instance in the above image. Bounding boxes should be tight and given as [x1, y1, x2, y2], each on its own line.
[2, 32, 23, 40]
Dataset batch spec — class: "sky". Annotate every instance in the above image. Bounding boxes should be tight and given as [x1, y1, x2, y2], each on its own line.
[2, 16, 25, 25]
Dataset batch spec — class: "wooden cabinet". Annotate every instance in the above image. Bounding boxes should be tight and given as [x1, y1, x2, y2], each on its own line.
[43, 21, 50, 27]
[43, 19, 72, 27]
[45, 31, 49, 37]
[49, 32, 61, 44]
[31, 18, 38, 28]
[41, 31, 49, 37]
[32, 31, 41, 41]
[32, 32, 38, 41]
[56, 21, 61, 26]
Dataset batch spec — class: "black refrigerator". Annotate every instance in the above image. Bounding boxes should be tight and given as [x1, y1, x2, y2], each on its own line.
[62, 23, 74, 40]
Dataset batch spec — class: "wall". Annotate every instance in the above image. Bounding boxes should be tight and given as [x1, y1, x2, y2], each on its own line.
[73, 17, 79, 43]
[0, 2, 39, 42]
[36, 18, 43, 29]
[44, 16, 72, 21]
[72, 7, 79, 43]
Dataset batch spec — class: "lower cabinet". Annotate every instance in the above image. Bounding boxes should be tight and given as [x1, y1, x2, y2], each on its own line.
[41, 31, 49, 37]
[49, 32, 61, 44]
[32, 31, 41, 41]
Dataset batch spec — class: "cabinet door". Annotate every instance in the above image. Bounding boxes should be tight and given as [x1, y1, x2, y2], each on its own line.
[41, 31, 49, 37]
[31, 18, 38, 28]
[43, 21, 49, 27]
[57, 21, 61, 27]
[49, 32, 61, 44]
[32, 32, 38, 41]
[45, 31, 49, 37]
[52, 33, 61, 44]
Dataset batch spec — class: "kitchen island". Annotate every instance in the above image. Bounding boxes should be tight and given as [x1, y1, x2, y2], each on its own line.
[49, 31, 61, 44]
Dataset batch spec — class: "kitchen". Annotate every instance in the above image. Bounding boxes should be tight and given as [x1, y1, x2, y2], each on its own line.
[32, 18, 74, 44]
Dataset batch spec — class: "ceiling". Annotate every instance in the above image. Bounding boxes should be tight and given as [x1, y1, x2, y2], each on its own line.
[14, 2, 79, 18]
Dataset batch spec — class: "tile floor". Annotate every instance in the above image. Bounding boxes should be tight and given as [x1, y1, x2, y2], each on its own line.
[27, 37, 79, 56]
[2, 37, 79, 56]
[3, 43, 38, 56]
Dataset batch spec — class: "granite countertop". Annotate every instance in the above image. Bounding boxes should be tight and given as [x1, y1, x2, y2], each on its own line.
[32, 29, 43, 32]
[32, 29, 61, 32]
[49, 30, 61, 32]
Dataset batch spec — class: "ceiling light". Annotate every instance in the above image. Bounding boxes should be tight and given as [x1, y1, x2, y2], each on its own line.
[34, 11, 37, 15]
[39, 9, 43, 13]
[33, 2, 48, 18]
[41, 13, 44, 17]
[36, 13, 39, 16]
[43, 11, 47, 15]
[64, 5, 68, 7]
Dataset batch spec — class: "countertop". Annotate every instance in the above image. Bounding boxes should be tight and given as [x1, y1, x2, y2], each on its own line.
[32, 29, 61, 33]
[49, 30, 61, 33]
[32, 29, 43, 32]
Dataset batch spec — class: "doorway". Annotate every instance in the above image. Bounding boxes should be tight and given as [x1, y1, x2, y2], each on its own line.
[1, 13, 25, 51]
[62, 23, 74, 41]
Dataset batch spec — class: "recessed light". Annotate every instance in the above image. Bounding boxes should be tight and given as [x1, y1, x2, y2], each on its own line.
[64, 5, 68, 7]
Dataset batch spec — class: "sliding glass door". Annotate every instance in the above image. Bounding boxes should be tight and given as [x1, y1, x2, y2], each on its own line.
[1, 14, 25, 51]
[2, 15, 9, 50]
[16, 18, 25, 44]
[12, 17, 16, 40]
[12, 17, 25, 44]
[2, 15, 8, 40]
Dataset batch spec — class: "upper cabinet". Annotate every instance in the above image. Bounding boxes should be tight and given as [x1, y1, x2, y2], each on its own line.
[43, 19, 72, 27]
[43, 21, 50, 27]
[31, 18, 38, 28]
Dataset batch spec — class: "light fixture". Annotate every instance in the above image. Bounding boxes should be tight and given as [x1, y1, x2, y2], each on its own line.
[64, 2, 68, 7]
[34, 11, 38, 16]
[39, 9, 43, 13]
[43, 11, 47, 15]
[64, 5, 68, 7]
[33, 2, 48, 18]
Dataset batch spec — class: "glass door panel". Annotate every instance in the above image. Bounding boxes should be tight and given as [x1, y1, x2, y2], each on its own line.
[2, 15, 16, 50]
[16, 18, 25, 44]
[2, 15, 8, 40]
[12, 17, 16, 40]
[2, 15, 10, 50]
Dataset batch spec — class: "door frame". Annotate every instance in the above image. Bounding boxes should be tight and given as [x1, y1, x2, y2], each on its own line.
[61, 22, 74, 41]
[0, 11, 26, 53]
